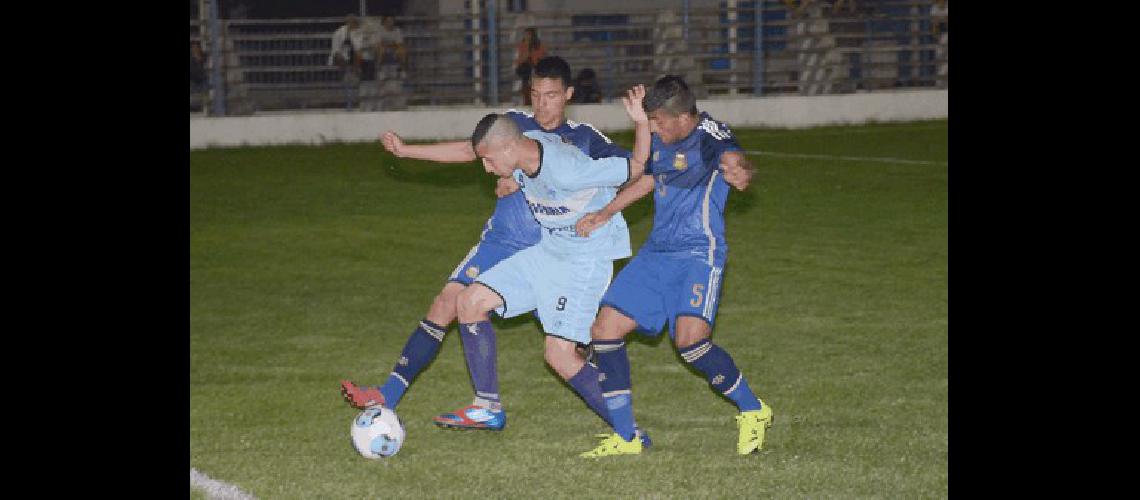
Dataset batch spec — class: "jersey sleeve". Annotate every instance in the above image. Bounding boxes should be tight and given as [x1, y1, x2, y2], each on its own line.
[699, 118, 744, 173]
[585, 126, 632, 160]
[505, 109, 532, 129]
[550, 154, 631, 191]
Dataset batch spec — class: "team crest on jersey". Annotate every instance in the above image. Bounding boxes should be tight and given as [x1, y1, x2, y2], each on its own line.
[673, 153, 688, 170]
[465, 266, 480, 279]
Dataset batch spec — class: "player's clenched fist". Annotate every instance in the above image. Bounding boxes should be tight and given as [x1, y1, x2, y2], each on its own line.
[576, 211, 611, 237]
[719, 152, 755, 191]
[380, 131, 406, 157]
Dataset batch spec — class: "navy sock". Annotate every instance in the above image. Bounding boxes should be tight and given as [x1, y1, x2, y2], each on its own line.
[567, 362, 613, 427]
[459, 320, 501, 411]
[594, 339, 637, 441]
[379, 319, 446, 409]
[679, 339, 762, 412]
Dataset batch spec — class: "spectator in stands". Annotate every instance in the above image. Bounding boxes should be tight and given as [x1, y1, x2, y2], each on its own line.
[190, 41, 208, 112]
[514, 27, 547, 105]
[570, 68, 603, 104]
[329, 14, 365, 111]
[357, 18, 380, 111]
[931, 0, 948, 37]
[190, 41, 207, 91]
[783, 0, 820, 18]
[832, 0, 857, 16]
[375, 15, 409, 110]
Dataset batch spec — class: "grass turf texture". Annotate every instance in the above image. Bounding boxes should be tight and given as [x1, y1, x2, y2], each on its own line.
[190, 120, 947, 498]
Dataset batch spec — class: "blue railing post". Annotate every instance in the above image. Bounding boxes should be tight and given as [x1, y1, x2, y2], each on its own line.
[753, 0, 763, 96]
[488, 0, 499, 105]
[683, 0, 690, 42]
[207, 0, 225, 116]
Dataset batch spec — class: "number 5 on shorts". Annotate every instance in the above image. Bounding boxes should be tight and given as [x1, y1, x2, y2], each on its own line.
[690, 284, 704, 307]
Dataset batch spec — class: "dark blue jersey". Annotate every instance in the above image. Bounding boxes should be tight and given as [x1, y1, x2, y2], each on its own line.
[641, 112, 742, 265]
[479, 109, 631, 250]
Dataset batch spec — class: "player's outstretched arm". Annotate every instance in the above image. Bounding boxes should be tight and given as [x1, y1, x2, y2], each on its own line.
[575, 174, 655, 237]
[719, 151, 756, 191]
[622, 85, 651, 185]
[379, 130, 477, 163]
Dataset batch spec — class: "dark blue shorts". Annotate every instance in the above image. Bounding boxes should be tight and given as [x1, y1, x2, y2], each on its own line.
[600, 252, 725, 338]
[447, 240, 526, 286]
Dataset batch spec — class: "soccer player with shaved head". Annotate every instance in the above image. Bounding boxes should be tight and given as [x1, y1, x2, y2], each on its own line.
[445, 85, 649, 441]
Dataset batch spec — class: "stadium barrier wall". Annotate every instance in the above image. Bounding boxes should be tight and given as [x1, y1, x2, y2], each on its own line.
[189, 89, 946, 149]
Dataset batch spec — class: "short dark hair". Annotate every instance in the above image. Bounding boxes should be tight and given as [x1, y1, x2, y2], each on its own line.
[643, 75, 697, 116]
[533, 56, 573, 88]
[471, 113, 502, 150]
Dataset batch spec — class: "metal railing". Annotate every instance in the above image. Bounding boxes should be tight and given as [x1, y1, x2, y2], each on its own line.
[190, 0, 947, 115]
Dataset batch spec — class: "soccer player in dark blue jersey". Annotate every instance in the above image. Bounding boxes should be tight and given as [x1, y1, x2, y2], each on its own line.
[341, 57, 648, 444]
[575, 75, 770, 458]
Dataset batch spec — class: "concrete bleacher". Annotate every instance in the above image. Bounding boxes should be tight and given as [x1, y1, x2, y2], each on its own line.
[191, 1, 946, 115]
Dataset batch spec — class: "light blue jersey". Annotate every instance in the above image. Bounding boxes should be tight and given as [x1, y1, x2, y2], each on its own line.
[473, 130, 634, 342]
[512, 130, 633, 261]
[478, 110, 631, 251]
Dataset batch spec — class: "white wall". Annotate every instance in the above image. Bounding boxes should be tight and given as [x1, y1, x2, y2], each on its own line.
[190, 89, 947, 149]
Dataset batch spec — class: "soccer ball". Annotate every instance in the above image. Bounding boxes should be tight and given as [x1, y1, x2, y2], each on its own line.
[350, 406, 405, 459]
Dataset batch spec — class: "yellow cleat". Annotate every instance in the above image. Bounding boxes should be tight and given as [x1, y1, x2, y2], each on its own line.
[580, 432, 643, 458]
[736, 402, 774, 455]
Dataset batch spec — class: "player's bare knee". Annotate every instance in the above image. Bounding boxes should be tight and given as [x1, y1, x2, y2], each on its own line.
[456, 284, 499, 322]
[673, 319, 711, 349]
[454, 287, 482, 320]
[427, 284, 463, 323]
[544, 337, 583, 379]
[590, 307, 631, 341]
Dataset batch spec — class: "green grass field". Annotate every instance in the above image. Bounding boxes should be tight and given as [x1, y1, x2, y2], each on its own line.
[190, 120, 947, 498]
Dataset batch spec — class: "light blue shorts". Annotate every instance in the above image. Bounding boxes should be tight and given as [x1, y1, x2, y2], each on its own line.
[475, 244, 613, 344]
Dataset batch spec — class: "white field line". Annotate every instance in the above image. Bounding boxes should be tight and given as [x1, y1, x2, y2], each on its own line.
[738, 123, 947, 139]
[190, 468, 257, 500]
[744, 150, 946, 166]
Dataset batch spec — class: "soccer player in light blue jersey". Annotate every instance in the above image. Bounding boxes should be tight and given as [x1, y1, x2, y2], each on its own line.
[441, 86, 651, 439]
[341, 57, 649, 444]
[575, 75, 771, 458]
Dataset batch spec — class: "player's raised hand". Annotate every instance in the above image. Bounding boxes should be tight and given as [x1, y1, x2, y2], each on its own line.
[380, 131, 406, 157]
[495, 177, 520, 198]
[622, 84, 648, 124]
[576, 211, 611, 237]
[720, 152, 755, 191]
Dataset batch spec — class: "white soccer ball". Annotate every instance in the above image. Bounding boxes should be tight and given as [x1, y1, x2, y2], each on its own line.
[350, 406, 405, 459]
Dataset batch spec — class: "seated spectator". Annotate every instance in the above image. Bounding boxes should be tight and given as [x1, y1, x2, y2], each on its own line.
[570, 68, 603, 104]
[376, 16, 408, 73]
[514, 27, 547, 105]
[190, 41, 207, 91]
[374, 16, 408, 110]
[190, 41, 208, 112]
[931, 0, 948, 37]
[329, 14, 364, 110]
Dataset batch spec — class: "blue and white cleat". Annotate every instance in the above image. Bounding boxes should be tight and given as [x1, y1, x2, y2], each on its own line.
[432, 404, 507, 431]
